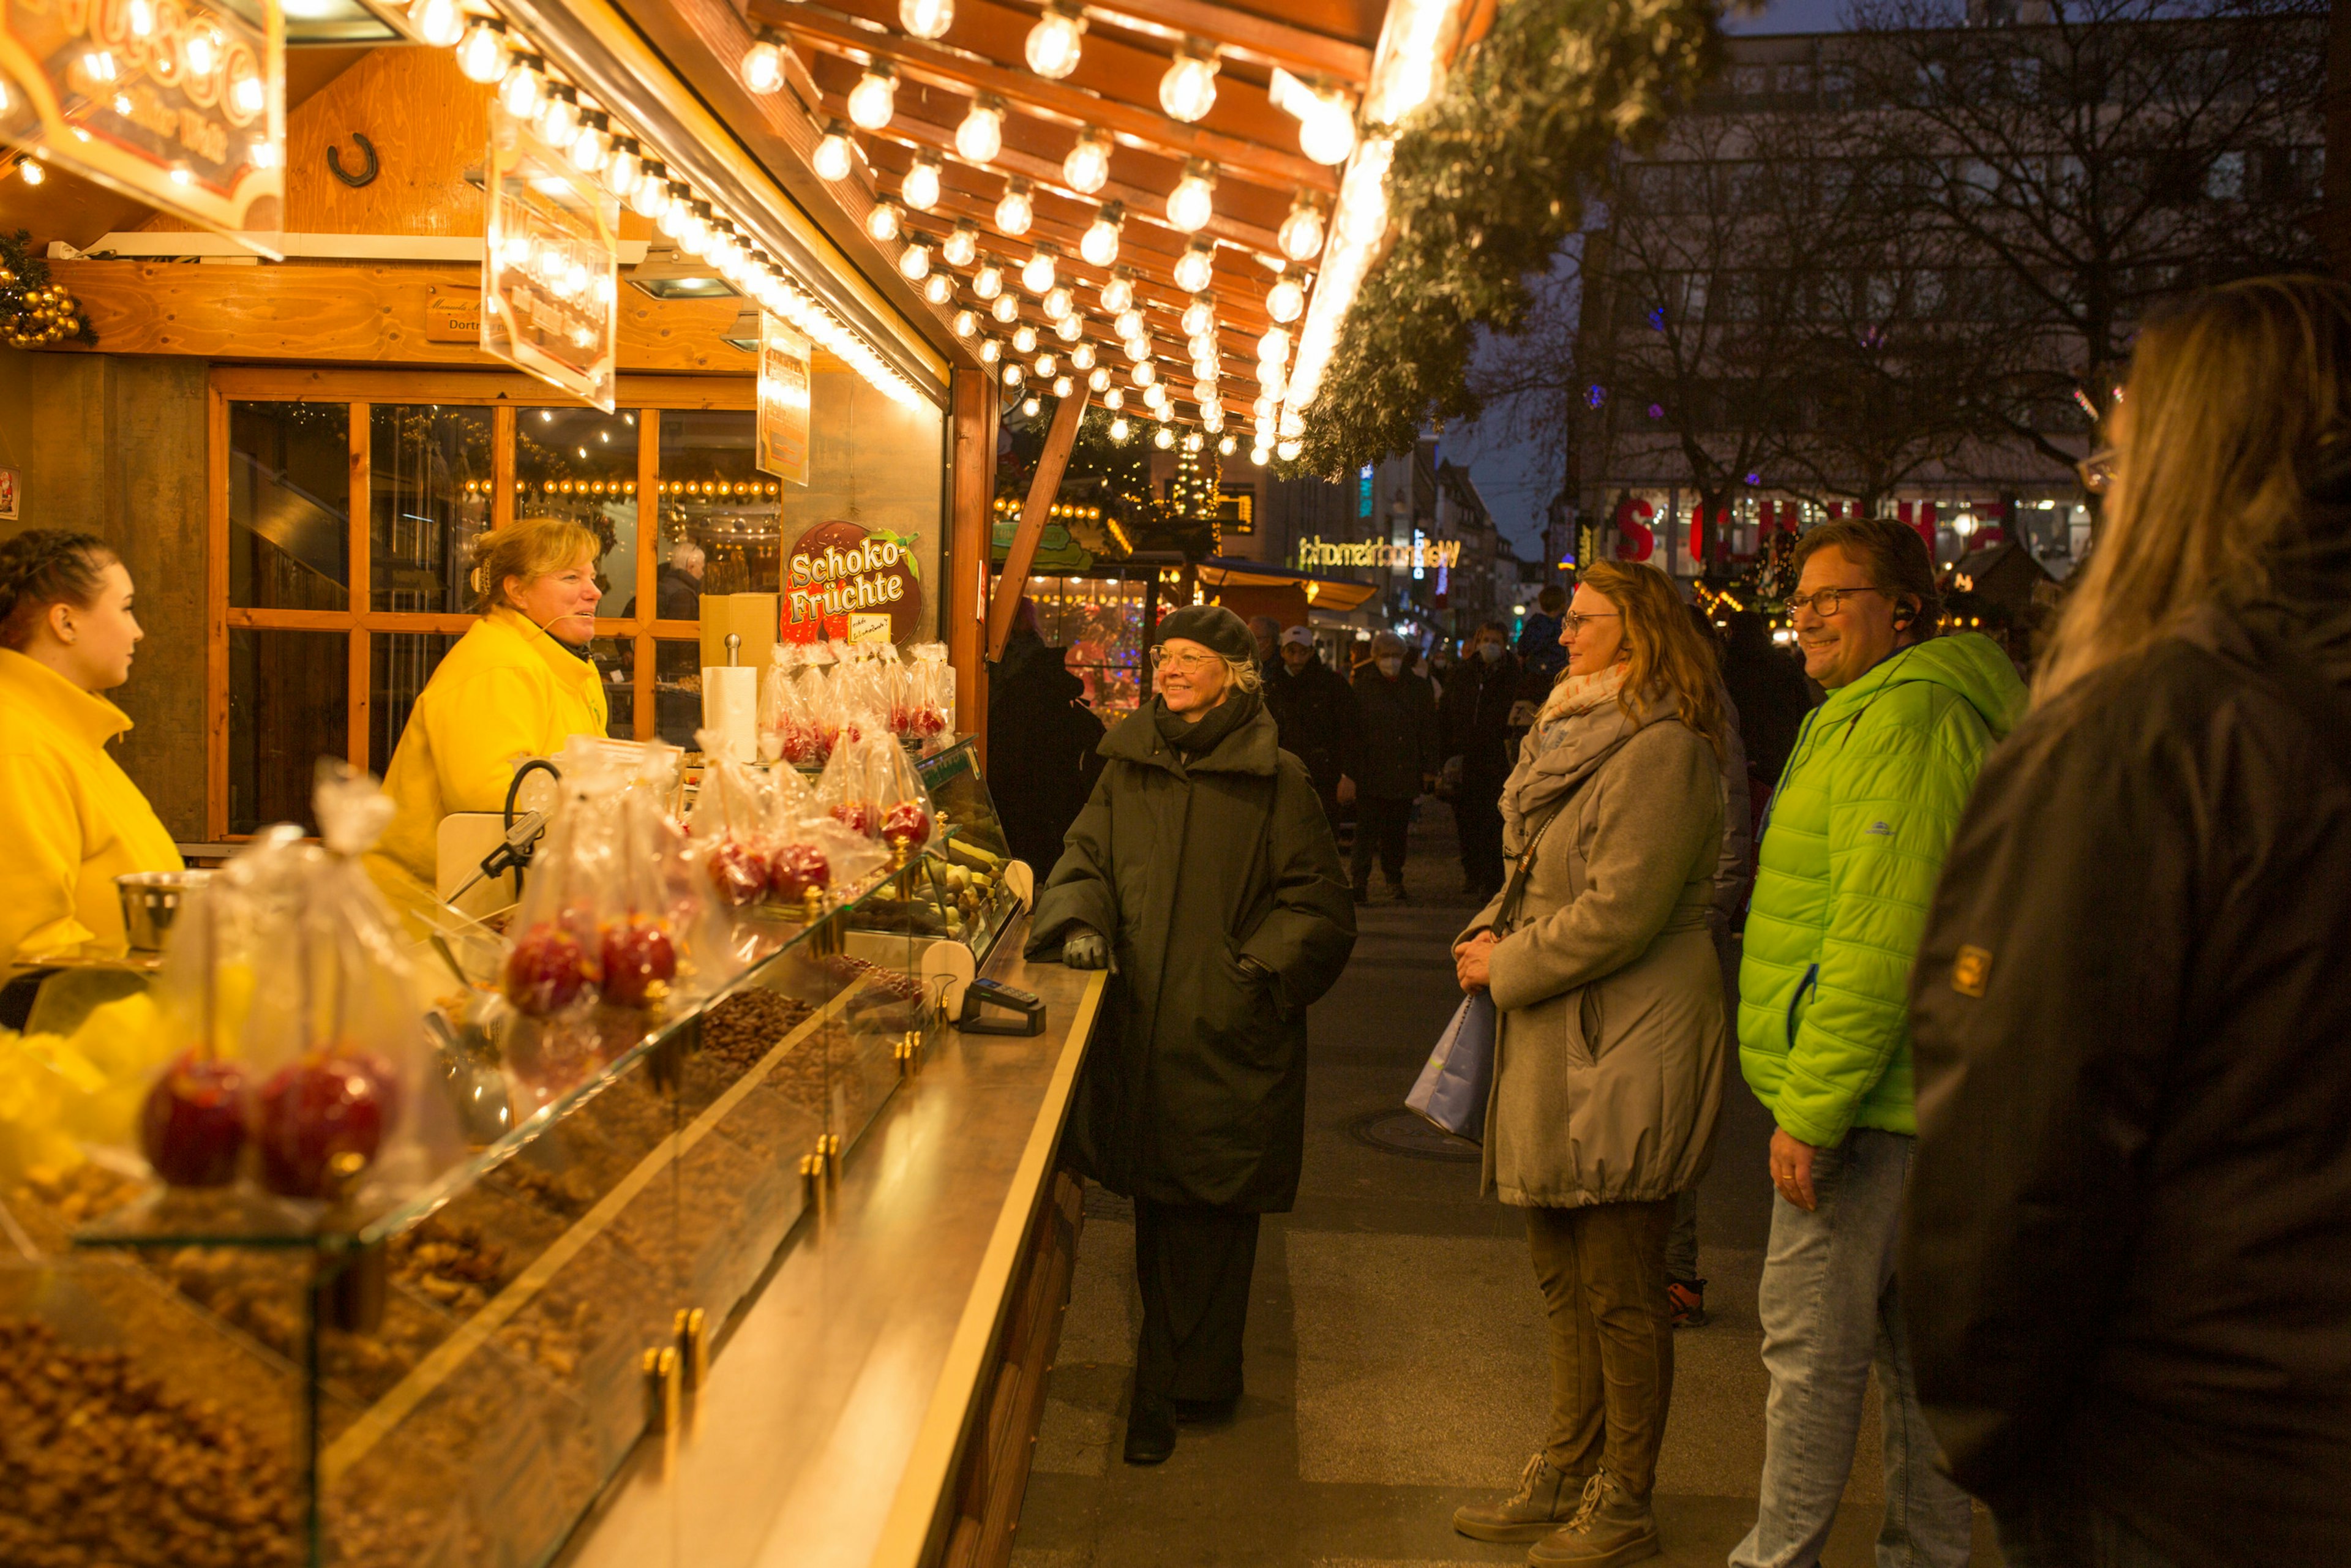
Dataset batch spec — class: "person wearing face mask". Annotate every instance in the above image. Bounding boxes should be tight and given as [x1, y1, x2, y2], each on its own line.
[366, 516, 610, 925]
[1349, 631, 1441, 902]
[1261, 625, 1362, 825]
[0, 531, 183, 966]
[1028, 604, 1355, 1467]
[1438, 619, 1522, 902]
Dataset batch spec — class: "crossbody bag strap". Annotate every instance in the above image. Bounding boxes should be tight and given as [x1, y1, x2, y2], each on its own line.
[1492, 798, 1567, 937]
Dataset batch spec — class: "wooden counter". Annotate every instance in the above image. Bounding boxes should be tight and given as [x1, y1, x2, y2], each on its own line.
[556, 921, 1104, 1568]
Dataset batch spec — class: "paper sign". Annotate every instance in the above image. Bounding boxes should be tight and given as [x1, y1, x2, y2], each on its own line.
[780, 519, 923, 646]
[481, 100, 617, 411]
[756, 312, 809, 486]
[0, 0, 287, 252]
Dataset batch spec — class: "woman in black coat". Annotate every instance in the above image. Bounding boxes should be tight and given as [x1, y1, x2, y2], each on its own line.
[1028, 604, 1356, 1466]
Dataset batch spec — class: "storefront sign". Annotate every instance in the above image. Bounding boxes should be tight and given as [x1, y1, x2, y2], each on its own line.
[481, 100, 617, 411]
[1294, 536, 1461, 572]
[781, 519, 923, 646]
[0, 0, 287, 251]
[423, 290, 479, 342]
[756, 313, 810, 486]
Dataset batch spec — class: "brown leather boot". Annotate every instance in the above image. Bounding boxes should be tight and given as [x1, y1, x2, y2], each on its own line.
[1452, 1452, 1591, 1543]
[1526, 1471, 1660, 1567]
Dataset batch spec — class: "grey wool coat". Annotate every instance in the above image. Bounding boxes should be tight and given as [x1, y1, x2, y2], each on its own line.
[1028, 696, 1357, 1211]
[1458, 686, 1729, 1208]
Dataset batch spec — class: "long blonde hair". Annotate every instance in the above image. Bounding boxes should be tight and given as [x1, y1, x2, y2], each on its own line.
[2036, 276, 2351, 702]
[1570, 560, 1725, 751]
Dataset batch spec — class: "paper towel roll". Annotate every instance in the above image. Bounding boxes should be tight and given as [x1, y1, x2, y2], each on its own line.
[702, 666, 758, 762]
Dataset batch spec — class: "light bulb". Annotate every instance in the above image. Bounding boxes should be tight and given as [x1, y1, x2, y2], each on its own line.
[1021, 245, 1056, 295]
[1253, 396, 1273, 418]
[1184, 432, 1203, 452]
[1258, 326, 1291, 365]
[632, 168, 674, 220]
[899, 242, 931, 280]
[1298, 90, 1357, 165]
[1036, 353, 1056, 375]
[538, 90, 578, 146]
[1260, 365, 1287, 399]
[866, 201, 902, 242]
[848, 67, 896, 131]
[1219, 435, 1237, 455]
[902, 156, 941, 211]
[741, 37, 785, 93]
[1166, 165, 1215, 233]
[1088, 367, 1111, 392]
[937, 223, 975, 268]
[1340, 157, 1388, 243]
[973, 261, 1004, 299]
[1023, 396, 1042, 416]
[456, 20, 508, 83]
[1267, 273, 1305, 323]
[20, 157, 46, 185]
[1081, 206, 1122, 268]
[1193, 355, 1219, 381]
[569, 121, 607, 176]
[1110, 417, 1130, 441]
[1188, 334, 1218, 364]
[1106, 388, 1125, 410]
[1100, 271, 1134, 313]
[1004, 364, 1024, 387]
[1063, 130, 1110, 194]
[1155, 426, 1176, 449]
[995, 178, 1033, 236]
[900, 0, 954, 40]
[1115, 307, 1145, 341]
[1204, 408, 1225, 433]
[1133, 360, 1157, 387]
[979, 337, 1001, 363]
[1159, 50, 1218, 122]
[1070, 342, 1096, 370]
[1126, 334, 1152, 362]
[1181, 294, 1215, 337]
[1173, 240, 1214, 293]
[1194, 378, 1217, 403]
[812, 121, 855, 181]
[1278, 196, 1324, 261]
[955, 97, 1003, 163]
[1251, 444, 1271, 463]
[409, 0, 464, 49]
[1025, 4, 1084, 80]
[498, 60, 542, 117]
[992, 294, 1020, 323]
[1013, 323, 1038, 353]
[1146, 383, 1169, 408]
[925, 273, 954, 304]
[605, 140, 642, 201]
[1054, 375, 1074, 397]
[1278, 438, 1302, 460]
[954, 308, 980, 337]
[1042, 285, 1074, 320]
[1055, 313, 1083, 342]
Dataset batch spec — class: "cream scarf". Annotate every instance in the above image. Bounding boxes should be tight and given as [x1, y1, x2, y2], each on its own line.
[1537, 661, 1627, 726]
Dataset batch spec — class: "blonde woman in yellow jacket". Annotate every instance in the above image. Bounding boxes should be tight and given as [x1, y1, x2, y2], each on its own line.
[0, 531, 184, 964]
[366, 517, 612, 921]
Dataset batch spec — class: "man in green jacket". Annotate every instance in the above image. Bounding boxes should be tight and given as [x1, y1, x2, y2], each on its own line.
[1731, 520, 2026, 1568]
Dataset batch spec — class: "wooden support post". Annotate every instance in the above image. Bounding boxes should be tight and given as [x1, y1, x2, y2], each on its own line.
[986, 389, 1089, 662]
[947, 368, 1000, 768]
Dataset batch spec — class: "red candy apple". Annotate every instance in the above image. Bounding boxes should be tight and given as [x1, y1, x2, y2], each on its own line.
[881, 801, 932, 850]
[503, 923, 596, 1017]
[828, 801, 877, 836]
[256, 1052, 388, 1199]
[768, 842, 831, 902]
[706, 839, 769, 907]
[139, 1054, 249, 1188]
[600, 917, 678, 1009]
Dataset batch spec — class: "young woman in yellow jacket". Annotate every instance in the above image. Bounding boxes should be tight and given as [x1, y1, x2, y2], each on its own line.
[365, 517, 613, 921]
[0, 532, 184, 964]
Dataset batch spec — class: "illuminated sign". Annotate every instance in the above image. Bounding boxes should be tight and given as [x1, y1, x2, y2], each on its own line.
[781, 519, 923, 645]
[482, 100, 618, 411]
[0, 0, 287, 250]
[1295, 537, 1461, 571]
[756, 313, 811, 486]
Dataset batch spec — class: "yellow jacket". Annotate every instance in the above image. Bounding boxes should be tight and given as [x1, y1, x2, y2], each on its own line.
[366, 607, 610, 920]
[0, 648, 184, 964]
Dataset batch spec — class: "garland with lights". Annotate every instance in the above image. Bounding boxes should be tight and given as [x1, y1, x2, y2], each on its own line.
[1288, 0, 1719, 475]
[2, 228, 96, 350]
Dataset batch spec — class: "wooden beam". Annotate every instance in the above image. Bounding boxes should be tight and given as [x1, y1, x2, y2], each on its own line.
[1076, 0, 1373, 81]
[213, 364, 759, 408]
[948, 366, 1000, 765]
[986, 388, 1089, 659]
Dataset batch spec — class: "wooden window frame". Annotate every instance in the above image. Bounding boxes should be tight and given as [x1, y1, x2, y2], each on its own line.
[205, 367, 756, 838]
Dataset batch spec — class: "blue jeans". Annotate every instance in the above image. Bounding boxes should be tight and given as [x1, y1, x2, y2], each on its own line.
[1730, 1128, 1973, 1568]
[1995, 1499, 2177, 1568]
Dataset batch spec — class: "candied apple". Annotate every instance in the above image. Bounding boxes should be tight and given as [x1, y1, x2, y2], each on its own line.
[139, 1054, 248, 1188]
[706, 839, 769, 907]
[257, 1054, 388, 1199]
[503, 923, 595, 1016]
[768, 842, 831, 902]
[600, 918, 678, 1009]
[881, 801, 932, 850]
[828, 801, 877, 836]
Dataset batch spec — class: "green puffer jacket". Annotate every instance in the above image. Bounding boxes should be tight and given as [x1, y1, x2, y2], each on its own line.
[1739, 632, 2026, 1147]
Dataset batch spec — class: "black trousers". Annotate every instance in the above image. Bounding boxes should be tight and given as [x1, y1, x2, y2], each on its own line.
[1453, 771, 1507, 895]
[1349, 795, 1413, 883]
[1134, 1198, 1261, 1404]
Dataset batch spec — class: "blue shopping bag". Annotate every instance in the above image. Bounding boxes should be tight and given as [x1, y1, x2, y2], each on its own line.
[1406, 991, 1495, 1143]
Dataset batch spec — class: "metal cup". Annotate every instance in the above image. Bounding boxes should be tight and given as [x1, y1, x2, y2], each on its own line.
[115, 870, 213, 954]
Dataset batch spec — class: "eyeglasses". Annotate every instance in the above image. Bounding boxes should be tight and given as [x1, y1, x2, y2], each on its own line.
[2076, 447, 2119, 495]
[1152, 648, 1221, 673]
[1562, 611, 1621, 635]
[1786, 585, 1883, 617]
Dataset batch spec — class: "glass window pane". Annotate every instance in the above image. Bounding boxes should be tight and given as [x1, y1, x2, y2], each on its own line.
[516, 407, 640, 610]
[587, 640, 635, 740]
[1026, 574, 1144, 719]
[370, 632, 462, 775]
[229, 401, 350, 610]
[370, 407, 493, 613]
[654, 410, 777, 616]
[229, 628, 348, 835]
[649, 636, 700, 749]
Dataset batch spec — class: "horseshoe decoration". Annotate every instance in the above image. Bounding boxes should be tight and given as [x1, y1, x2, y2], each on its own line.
[327, 132, 378, 188]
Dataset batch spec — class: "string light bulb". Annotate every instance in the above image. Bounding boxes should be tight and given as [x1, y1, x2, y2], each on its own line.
[1258, 325, 1291, 365]
[812, 120, 857, 181]
[1295, 84, 1357, 165]
[847, 66, 897, 130]
[741, 36, 786, 94]
[498, 59, 542, 118]
[899, 0, 954, 41]
[1194, 377, 1217, 403]
[925, 272, 954, 304]
[978, 337, 1002, 363]
[1013, 323, 1039, 353]
[994, 176, 1034, 236]
[1105, 388, 1125, 410]
[408, 0, 465, 48]
[18, 157, 45, 186]
[1159, 48, 1218, 122]
[866, 200, 902, 242]
[536, 88, 579, 146]
[1055, 313, 1082, 341]
[1165, 162, 1215, 234]
[1110, 416, 1130, 441]
[1021, 243, 1057, 295]
[1116, 306, 1146, 341]
[1267, 271, 1305, 323]
[1133, 359, 1157, 387]
[632, 170, 675, 222]
[1173, 239, 1215, 293]
[1063, 129, 1111, 194]
[1278, 438, 1302, 460]
[1219, 435, 1237, 456]
[1036, 353, 1057, 375]
[456, 18, 508, 82]
[1278, 194, 1324, 261]
[568, 117, 607, 176]
[955, 96, 1005, 163]
[1024, 2, 1084, 80]
[1154, 425, 1176, 449]
[942, 222, 978, 267]
[604, 139, 642, 202]
[1070, 342, 1097, 370]
[1089, 367, 1112, 392]
[1181, 294, 1215, 337]
[1100, 270, 1135, 314]
[898, 241, 931, 280]
[1043, 283, 1074, 320]
[1054, 375, 1074, 397]
[901, 154, 942, 211]
[1080, 203, 1123, 268]
[954, 308, 980, 337]
[973, 261, 1004, 299]
[1003, 363, 1024, 387]
[991, 294, 1020, 323]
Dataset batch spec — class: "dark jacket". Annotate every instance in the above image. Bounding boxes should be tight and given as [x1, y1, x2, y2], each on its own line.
[1027, 696, 1357, 1211]
[1903, 583, 2351, 1565]
[1438, 651, 1523, 782]
[1720, 630, 1814, 787]
[1261, 656, 1362, 792]
[1350, 667, 1439, 800]
[984, 630, 1106, 876]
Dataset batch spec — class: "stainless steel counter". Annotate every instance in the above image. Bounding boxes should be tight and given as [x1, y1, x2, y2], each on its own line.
[556, 920, 1104, 1568]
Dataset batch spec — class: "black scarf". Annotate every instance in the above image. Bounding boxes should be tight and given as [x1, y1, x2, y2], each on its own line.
[1154, 688, 1261, 757]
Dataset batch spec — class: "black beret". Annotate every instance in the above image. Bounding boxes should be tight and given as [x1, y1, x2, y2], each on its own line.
[1152, 603, 1256, 663]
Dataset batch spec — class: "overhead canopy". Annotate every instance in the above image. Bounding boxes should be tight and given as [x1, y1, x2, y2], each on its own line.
[1197, 555, 1378, 610]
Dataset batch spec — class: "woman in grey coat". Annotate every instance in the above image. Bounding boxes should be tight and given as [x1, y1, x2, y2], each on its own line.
[1449, 561, 1730, 1568]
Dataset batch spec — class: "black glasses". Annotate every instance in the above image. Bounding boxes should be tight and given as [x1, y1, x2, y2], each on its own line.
[1562, 611, 1621, 635]
[1786, 585, 1883, 617]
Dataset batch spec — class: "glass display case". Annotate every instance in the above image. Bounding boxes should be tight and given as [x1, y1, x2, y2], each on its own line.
[1, 856, 947, 1568]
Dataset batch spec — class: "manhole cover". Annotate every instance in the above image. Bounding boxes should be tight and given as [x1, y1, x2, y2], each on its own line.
[1343, 1108, 1480, 1163]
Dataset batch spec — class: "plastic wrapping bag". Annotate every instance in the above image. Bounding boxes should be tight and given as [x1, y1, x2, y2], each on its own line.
[814, 728, 936, 852]
[904, 642, 953, 740]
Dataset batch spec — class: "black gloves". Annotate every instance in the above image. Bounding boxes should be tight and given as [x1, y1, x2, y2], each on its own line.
[1062, 926, 1109, 970]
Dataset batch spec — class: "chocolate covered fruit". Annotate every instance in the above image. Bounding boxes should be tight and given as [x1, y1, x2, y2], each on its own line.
[599, 918, 678, 1009]
[881, 801, 932, 850]
[503, 923, 597, 1016]
[138, 1054, 249, 1188]
[768, 842, 831, 902]
[257, 1053, 389, 1198]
